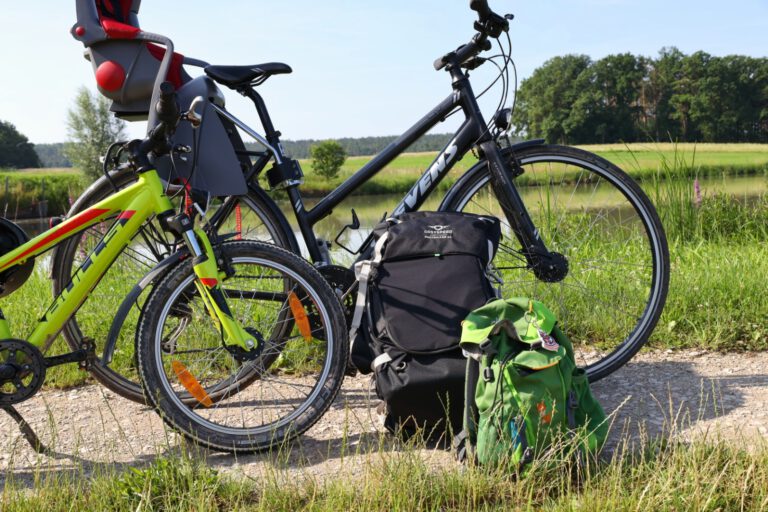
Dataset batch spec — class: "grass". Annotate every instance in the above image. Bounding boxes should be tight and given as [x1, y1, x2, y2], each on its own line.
[2, 155, 766, 388]
[292, 143, 768, 196]
[4, 433, 768, 511]
[0, 142, 766, 389]
[0, 169, 84, 218]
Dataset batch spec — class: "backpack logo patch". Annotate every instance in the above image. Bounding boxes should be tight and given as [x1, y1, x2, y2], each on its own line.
[538, 328, 559, 352]
[424, 225, 453, 239]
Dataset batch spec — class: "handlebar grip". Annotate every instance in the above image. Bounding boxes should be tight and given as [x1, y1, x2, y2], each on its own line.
[470, 0, 491, 19]
[434, 40, 482, 71]
[155, 82, 180, 126]
[434, 54, 451, 71]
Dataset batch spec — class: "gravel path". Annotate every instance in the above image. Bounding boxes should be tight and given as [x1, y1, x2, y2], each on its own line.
[2, 349, 767, 487]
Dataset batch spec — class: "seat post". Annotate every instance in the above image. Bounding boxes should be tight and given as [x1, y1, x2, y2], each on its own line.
[241, 88, 283, 152]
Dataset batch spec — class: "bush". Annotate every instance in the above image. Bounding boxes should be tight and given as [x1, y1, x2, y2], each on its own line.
[310, 140, 347, 180]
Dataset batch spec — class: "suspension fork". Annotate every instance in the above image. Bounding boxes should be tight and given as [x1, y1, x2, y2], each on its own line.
[478, 141, 565, 281]
[164, 213, 256, 352]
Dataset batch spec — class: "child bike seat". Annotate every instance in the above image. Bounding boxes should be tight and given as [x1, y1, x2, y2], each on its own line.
[71, 0, 191, 120]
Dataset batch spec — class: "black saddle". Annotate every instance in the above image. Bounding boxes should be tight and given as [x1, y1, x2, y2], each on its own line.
[204, 62, 292, 88]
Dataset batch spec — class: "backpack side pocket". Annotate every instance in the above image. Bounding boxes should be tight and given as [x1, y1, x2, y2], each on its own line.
[571, 368, 609, 453]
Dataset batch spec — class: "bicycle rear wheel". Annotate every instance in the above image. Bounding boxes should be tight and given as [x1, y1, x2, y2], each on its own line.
[136, 241, 348, 452]
[442, 144, 669, 381]
[51, 169, 296, 403]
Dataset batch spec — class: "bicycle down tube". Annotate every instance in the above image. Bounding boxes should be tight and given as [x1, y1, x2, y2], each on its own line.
[0, 170, 254, 354]
[0, 172, 172, 347]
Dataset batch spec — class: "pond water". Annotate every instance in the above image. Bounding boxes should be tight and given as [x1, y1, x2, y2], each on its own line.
[278, 174, 768, 264]
[13, 174, 767, 266]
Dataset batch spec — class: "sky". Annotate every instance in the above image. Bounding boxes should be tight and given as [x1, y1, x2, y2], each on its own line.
[1, 1, 767, 144]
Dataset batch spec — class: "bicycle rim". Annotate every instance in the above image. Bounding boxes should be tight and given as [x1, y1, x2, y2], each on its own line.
[445, 145, 669, 380]
[146, 255, 336, 439]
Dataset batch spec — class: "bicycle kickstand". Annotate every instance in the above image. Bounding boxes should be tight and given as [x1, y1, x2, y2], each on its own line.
[2, 405, 50, 455]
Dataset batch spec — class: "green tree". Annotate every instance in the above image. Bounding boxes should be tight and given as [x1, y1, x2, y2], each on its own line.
[569, 53, 647, 143]
[64, 87, 126, 180]
[647, 47, 685, 140]
[310, 140, 347, 180]
[511, 55, 592, 143]
[0, 120, 41, 168]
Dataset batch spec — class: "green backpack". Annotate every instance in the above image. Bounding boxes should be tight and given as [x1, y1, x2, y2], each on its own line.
[456, 298, 608, 468]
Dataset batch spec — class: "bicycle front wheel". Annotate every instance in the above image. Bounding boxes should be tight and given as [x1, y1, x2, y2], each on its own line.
[442, 144, 669, 381]
[51, 169, 297, 404]
[136, 241, 348, 452]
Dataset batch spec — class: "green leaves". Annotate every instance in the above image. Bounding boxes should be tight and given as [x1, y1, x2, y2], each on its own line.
[63, 87, 126, 181]
[512, 49, 768, 144]
[310, 140, 347, 181]
[0, 120, 41, 169]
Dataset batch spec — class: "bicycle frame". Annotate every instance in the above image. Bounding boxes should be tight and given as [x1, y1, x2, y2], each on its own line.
[226, 65, 549, 265]
[0, 170, 253, 353]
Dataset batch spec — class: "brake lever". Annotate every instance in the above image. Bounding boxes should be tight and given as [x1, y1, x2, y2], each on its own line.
[183, 96, 206, 129]
[474, 11, 510, 38]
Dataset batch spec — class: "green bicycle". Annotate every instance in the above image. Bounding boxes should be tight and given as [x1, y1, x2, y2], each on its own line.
[0, 83, 348, 453]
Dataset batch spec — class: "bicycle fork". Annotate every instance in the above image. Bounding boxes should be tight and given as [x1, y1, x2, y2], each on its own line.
[164, 213, 258, 353]
[479, 141, 569, 283]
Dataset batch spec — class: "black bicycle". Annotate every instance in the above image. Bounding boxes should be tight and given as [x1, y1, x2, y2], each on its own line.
[56, 0, 669, 402]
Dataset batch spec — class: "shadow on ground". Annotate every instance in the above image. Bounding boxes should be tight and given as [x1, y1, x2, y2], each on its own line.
[2, 353, 768, 488]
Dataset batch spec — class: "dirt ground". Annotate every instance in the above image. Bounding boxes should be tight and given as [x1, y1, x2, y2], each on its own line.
[2, 349, 767, 487]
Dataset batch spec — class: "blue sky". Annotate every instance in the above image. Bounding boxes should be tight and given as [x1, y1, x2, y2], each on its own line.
[2, 1, 767, 143]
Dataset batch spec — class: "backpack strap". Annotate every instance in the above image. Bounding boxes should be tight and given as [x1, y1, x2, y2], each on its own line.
[348, 231, 389, 348]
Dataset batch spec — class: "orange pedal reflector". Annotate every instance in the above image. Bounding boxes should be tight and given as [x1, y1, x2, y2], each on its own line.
[288, 292, 312, 341]
[171, 360, 213, 408]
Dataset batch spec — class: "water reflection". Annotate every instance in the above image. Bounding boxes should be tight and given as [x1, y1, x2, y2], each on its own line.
[11, 174, 767, 267]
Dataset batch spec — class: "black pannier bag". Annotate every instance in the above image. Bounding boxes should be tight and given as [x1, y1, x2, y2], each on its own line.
[349, 211, 501, 440]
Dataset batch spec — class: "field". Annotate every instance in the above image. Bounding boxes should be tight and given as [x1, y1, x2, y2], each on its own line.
[3, 143, 768, 207]
[297, 142, 768, 196]
[1, 143, 767, 508]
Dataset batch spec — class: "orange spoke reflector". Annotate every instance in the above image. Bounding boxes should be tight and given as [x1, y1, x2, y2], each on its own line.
[288, 291, 312, 341]
[235, 203, 243, 240]
[171, 360, 213, 408]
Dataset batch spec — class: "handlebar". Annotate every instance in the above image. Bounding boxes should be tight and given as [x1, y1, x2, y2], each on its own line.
[433, 35, 491, 71]
[130, 82, 181, 171]
[433, 1, 510, 71]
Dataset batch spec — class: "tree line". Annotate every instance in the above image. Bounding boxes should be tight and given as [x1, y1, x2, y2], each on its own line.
[512, 47, 768, 144]
[7, 133, 458, 169]
[246, 133, 457, 160]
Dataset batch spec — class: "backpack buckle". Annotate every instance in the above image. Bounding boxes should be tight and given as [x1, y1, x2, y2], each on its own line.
[482, 367, 494, 382]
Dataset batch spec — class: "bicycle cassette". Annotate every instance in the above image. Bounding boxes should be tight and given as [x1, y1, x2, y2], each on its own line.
[0, 339, 46, 405]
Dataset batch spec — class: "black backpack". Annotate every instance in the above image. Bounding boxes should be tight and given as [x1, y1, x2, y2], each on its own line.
[349, 211, 501, 440]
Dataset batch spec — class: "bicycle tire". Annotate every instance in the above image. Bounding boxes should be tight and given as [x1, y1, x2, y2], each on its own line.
[441, 144, 670, 381]
[51, 169, 297, 403]
[136, 241, 348, 452]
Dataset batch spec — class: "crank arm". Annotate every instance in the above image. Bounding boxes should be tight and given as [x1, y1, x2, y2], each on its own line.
[45, 339, 96, 369]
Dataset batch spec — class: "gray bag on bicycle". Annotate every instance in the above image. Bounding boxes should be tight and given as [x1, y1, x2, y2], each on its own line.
[348, 211, 501, 439]
[71, 0, 250, 197]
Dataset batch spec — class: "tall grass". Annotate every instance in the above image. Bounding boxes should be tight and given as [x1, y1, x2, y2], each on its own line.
[648, 145, 768, 242]
[3, 432, 768, 511]
[0, 171, 84, 218]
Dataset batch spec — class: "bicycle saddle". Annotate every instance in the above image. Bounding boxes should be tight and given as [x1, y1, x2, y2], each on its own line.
[204, 63, 292, 88]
